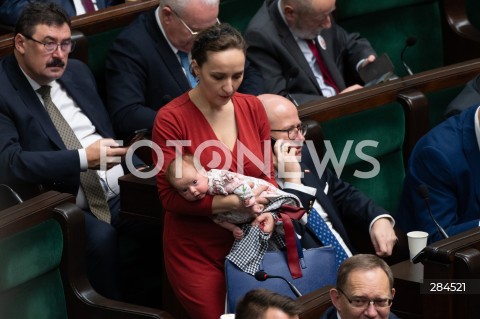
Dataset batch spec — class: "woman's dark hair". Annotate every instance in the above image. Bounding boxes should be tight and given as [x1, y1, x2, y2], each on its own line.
[14, 2, 71, 37]
[191, 23, 246, 67]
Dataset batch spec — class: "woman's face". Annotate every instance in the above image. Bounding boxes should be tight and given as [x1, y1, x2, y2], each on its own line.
[194, 48, 245, 107]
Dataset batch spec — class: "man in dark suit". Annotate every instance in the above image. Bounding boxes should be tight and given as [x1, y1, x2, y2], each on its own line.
[0, 2, 150, 301]
[398, 104, 480, 243]
[259, 94, 397, 257]
[246, 0, 376, 105]
[321, 254, 399, 319]
[444, 75, 480, 118]
[105, 0, 265, 138]
[0, 0, 120, 26]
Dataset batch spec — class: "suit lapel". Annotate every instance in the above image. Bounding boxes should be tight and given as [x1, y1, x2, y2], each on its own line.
[147, 12, 191, 91]
[301, 162, 354, 250]
[462, 107, 480, 206]
[5, 56, 66, 149]
[268, 0, 322, 93]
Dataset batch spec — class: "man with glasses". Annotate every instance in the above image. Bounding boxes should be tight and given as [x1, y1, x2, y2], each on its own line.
[259, 93, 397, 260]
[0, 2, 155, 302]
[105, 0, 265, 139]
[322, 254, 399, 319]
[245, 0, 377, 106]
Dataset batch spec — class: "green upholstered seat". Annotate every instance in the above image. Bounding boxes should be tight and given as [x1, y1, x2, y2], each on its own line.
[219, 0, 264, 33]
[0, 191, 172, 319]
[334, 0, 472, 129]
[320, 103, 405, 213]
[334, 0, 443, 77]
[86, 28, 124, 100]
[0, 220, 68, 319]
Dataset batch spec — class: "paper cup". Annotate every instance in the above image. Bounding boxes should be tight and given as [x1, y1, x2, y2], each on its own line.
[407, 231, 429, 261]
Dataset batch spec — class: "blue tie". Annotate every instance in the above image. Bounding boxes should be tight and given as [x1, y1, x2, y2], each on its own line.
[307, 207, 349, 269]
[177, 51, 197, 88]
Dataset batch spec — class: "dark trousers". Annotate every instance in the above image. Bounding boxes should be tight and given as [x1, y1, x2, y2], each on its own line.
[83, 195, 161, 301]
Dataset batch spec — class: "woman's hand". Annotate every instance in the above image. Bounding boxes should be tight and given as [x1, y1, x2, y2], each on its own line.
[212, 184, 270, 215]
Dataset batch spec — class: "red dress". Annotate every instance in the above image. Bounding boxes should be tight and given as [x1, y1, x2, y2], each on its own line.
[152, 92, 275, 319]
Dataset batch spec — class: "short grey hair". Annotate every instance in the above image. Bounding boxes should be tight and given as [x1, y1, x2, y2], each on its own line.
[159, 0, 219, 15]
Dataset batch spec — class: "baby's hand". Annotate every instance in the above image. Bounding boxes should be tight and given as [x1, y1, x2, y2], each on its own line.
[252, 213, 274, 234]
[233, 227, 244, 240]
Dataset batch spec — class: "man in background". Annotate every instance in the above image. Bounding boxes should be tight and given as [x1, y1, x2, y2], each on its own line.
[322, 254, 398, 319]
[235, 289, 301, 319]
[260, 94, 397, 262]
[246, 0, 376, 105]
[0, 2, 155, 301]
[105, 0, 265, 138]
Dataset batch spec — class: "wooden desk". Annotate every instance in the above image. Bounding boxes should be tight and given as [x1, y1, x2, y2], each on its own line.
[118, 172, 162, 223]
[391, 260, 424, 319]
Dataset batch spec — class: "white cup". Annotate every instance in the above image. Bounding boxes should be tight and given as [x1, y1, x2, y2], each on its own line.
[407, 231, 429, 261]
[220, 314, 235, 319]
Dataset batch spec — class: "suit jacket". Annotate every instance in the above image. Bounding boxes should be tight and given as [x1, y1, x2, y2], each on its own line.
[445, 75, 480, 118]
[0, 0, 118, 26]
[283, 151, 389, 253]
[398, 105, 480, 243]
[0, 55, 115, 199]
[105, 10, 265, 138]
[244, 0, 376, 105]
[319, 306, 399, 319]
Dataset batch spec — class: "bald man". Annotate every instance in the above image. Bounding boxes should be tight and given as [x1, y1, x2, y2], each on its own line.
[259, 94, 397, 257]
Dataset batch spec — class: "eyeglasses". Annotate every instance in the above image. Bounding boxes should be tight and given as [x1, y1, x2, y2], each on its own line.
[169, 7, 220, 36]
[337, 287, 393, 308]
[23, 34, 75, 54]
[271, 123, 308, 140]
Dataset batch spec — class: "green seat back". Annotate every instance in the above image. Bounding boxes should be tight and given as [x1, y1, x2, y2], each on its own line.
[219, 0, 263, 33]
[426, 85, 465, 127]
[0, 220, 67, 319]
[87, 28, 124, 99]
[334, 0, 443, 77]
[320, 103, 405, 213]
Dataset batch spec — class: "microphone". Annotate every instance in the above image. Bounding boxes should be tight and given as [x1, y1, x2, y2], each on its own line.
[284, 67, 299, 107]
[418, 184, 449, 239]
[400, 36, 416, 76]
[254, 271, 303, 297]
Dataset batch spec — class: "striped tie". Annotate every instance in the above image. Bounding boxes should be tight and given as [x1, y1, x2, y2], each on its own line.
[37, 85, 111, 223]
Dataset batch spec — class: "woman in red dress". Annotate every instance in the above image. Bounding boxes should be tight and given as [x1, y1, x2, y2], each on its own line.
[152, 23, 275, 319]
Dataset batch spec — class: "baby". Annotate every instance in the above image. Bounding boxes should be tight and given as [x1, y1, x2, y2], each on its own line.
[165, 154, 282, 239]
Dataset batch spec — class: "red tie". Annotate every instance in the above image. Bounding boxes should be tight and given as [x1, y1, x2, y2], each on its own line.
[306, 39, 339, 94]
[81, 0, 96, 13]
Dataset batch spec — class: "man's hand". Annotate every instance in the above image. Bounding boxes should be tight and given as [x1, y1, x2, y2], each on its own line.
[370, 217, 397, 256]
[360, 54, 376, 67]
[273, 139, 302, 184]
[340, 84, 363, 94]
[86, 138, 127, 170]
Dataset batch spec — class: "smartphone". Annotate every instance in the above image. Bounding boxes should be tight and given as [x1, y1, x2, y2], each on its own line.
[113, 129, 149, 148]
[358, 53, 395, 84]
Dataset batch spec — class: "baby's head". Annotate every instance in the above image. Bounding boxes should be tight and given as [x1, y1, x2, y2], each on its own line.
[165, 154, 209, 201]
